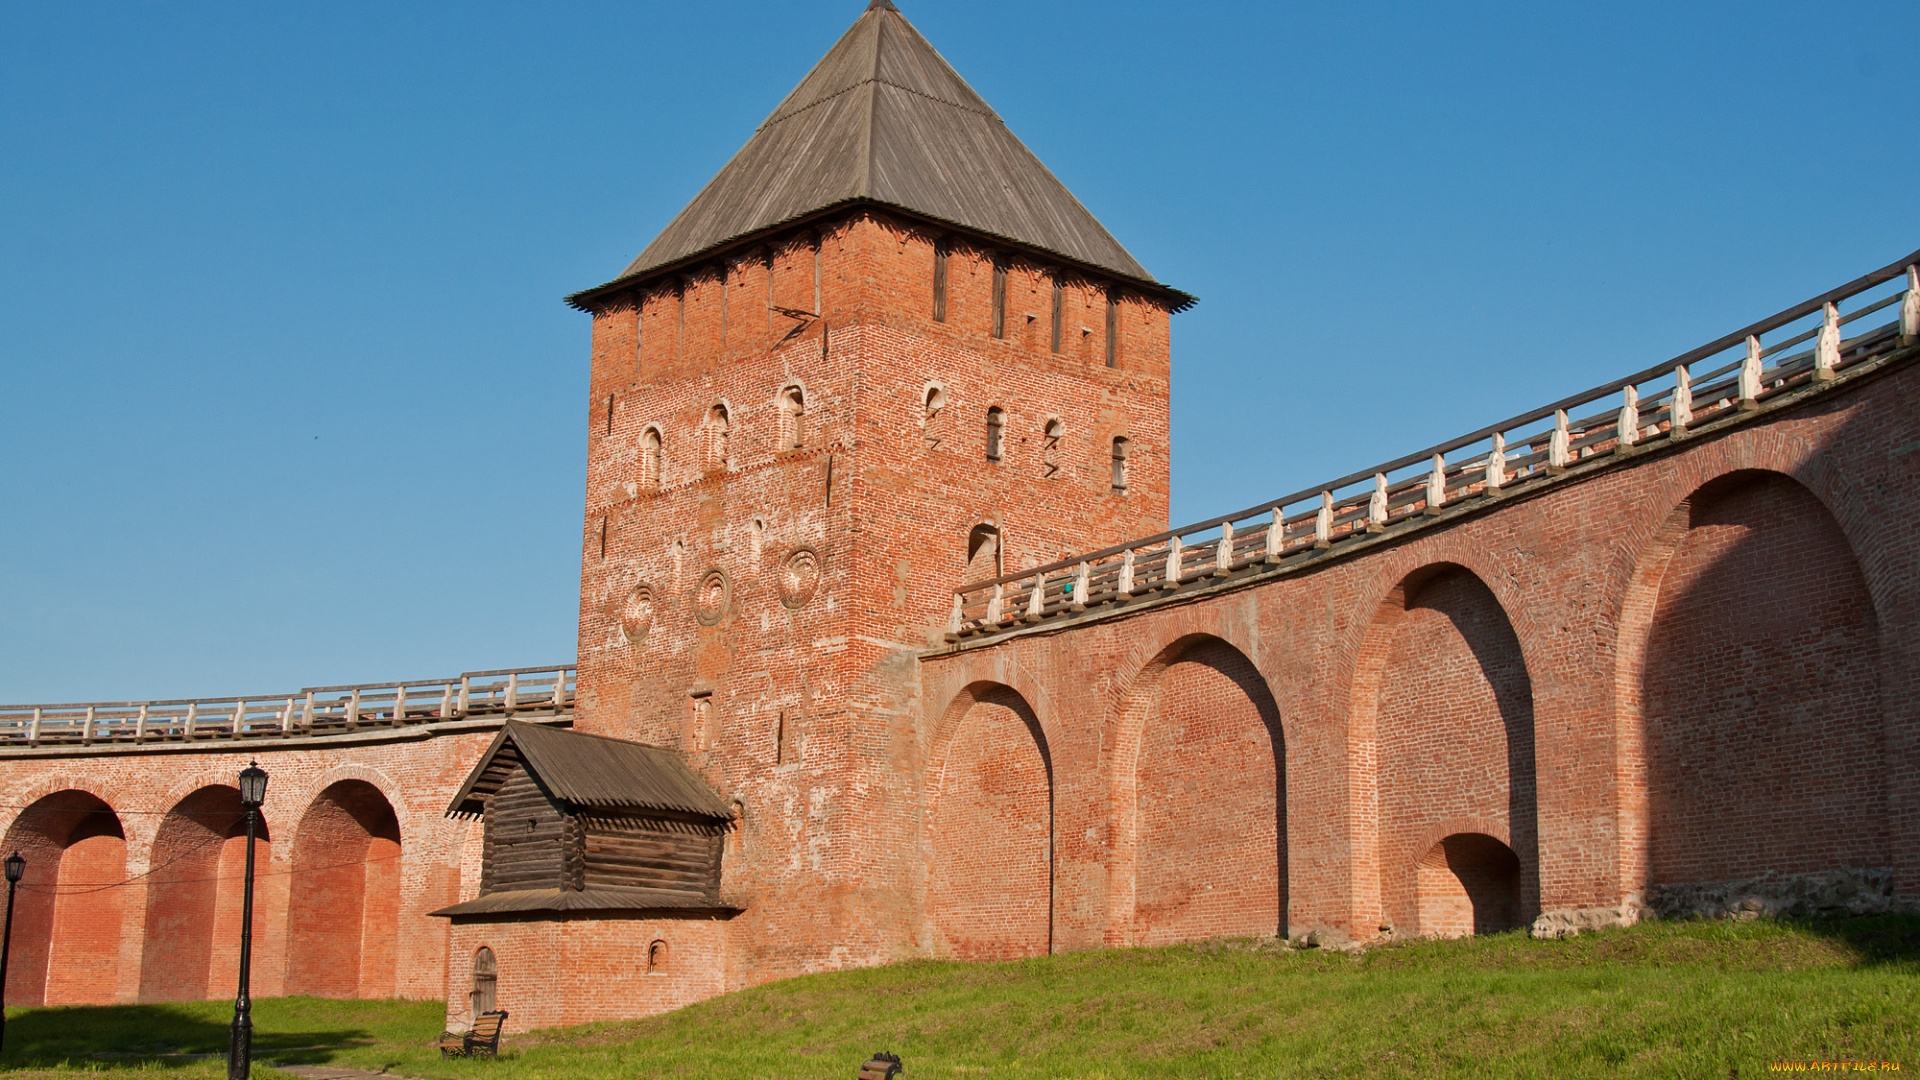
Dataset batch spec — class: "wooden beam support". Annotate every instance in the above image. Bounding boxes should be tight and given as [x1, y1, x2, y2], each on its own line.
[1740, 335, 1763, 409]
[1424, 454, 1446, 515]
[1672, 365, 1693, 437]
[1815, 301, 1840, 382]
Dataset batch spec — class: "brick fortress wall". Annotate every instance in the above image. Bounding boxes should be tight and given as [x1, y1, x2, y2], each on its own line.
[0, 729, 498, 1009]
[920, 355, 1920, 948]
[2, 202, 1912, 1030]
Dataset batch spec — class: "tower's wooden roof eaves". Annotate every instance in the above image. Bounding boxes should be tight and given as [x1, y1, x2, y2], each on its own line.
[564, 199, 1198, 314]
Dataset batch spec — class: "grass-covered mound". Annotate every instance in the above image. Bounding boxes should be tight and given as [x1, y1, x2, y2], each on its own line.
[5, 916, 1915, 1079]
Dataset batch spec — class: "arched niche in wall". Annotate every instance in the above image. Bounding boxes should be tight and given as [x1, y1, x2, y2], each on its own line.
[922, 383, 947, 450]
[639, 426, 663, 489]
[1123, 634, 1284, 945]
[285, 779, 403, 999]
[1354, 564, 1536, 936]
[703, 403, 731, 470]
[141, 786, 272, 1002]
[1, 790, 127, 1005]
[1415, 832, 1522, 937]
[778, 385, 806, 450]
[1634, 470, 1883, 891]
[927, 682, 1053, 960]
[963, 523, 1001, 584]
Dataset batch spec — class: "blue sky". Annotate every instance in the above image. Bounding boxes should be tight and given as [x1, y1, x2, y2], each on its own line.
[4, 1, 1915, 701]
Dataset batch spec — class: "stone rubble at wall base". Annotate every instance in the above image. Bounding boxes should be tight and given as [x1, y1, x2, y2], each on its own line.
[1531, 868, 1906, 938]
[1646, 867, 1901, 922]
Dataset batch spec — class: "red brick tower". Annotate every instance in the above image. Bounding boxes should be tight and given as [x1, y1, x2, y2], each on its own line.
[564, 0, 1191, 994]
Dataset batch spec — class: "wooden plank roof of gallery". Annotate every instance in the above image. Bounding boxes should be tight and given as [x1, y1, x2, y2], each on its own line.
[568, 1, 1191, 309]
[445, 720, 731, 820]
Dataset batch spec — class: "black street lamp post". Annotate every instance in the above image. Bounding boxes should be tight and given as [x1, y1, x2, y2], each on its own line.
[227, 762, 268, 1080]
[1, 851, 24, 1056]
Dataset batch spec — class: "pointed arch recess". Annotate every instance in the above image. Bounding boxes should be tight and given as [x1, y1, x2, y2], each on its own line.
[927, 681, 1053, 960]
[1351, 563, 1537, 937]
[1111, 633, 1284, 946]
[1621, 469, 1883, 893]
[1, 789, 127, 1005]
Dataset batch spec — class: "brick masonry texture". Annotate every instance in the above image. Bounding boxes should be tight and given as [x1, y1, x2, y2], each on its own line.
[923, 358, 1920, 950]
[1130, 640, 1283, 946]
[1640, 473, 1884, 885]
[2, 208, 1915, 1031]
[0, 734, 494, 1010]
[928, 685, 1051, 960]
[1367, 568, 1536, 936]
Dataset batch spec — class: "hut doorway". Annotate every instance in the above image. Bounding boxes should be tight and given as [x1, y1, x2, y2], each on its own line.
[470, 947, 497, 1020]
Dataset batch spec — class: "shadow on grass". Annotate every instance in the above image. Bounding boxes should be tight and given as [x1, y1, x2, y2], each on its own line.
[0, 1004, 374, 1070]
[1795, 914, 1920, 968]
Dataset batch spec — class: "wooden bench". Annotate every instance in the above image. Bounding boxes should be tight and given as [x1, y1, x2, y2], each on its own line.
[437, 1010, 508, 1058]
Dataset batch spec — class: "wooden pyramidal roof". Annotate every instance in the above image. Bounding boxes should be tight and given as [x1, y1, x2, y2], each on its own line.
[569, 1, 1187, 307]
[445, 720, 731, 821]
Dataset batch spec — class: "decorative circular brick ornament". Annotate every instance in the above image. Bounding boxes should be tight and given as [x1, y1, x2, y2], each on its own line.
[620, 583, 655, 645]
[693, 568, 731, 626]
[778, 547, 823, 609]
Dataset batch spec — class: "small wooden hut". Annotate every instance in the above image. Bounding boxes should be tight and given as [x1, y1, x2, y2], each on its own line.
[431, 720, 735, 917]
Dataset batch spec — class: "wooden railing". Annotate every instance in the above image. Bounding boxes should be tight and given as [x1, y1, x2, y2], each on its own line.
[949, 250, 1920, 641]
[0, 665, 575, 748]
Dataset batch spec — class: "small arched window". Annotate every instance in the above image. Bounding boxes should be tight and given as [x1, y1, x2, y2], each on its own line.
[965, 523, 1001, 582]
[471, 947, 497, 1019]
[923, 386, 947, 450]
[1111, 436, 1130, 493]
[985, 407, 1006, 462]
[1042, 419, 1064, 478]
[647, 939, 669, 974]
[704, 404, 730, 470]
[641, 427, 662, 488]
[779, 386, 805, 450]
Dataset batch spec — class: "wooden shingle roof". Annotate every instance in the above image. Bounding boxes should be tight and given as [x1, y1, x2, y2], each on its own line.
[569, 1, 1187, 307]
[445, 721, 731, 821]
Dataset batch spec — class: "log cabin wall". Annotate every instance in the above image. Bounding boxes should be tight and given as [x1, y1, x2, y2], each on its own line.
[484, 767, 568, 892]
[582, 816, 723, 900]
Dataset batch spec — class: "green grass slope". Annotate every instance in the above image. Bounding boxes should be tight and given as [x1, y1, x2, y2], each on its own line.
[4, 917, 1915, 1079]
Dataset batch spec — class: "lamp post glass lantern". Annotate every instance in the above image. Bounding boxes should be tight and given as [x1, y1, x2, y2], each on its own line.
[1, 851, 23, 1055]
[238, 764, 267, 808]
[228, 763, 267, 1080]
